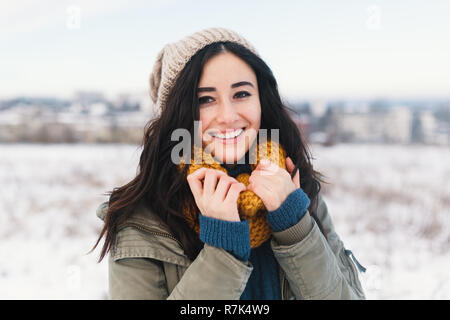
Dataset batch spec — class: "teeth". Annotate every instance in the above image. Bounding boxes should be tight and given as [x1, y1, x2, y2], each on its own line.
[213, 128, 243, 139]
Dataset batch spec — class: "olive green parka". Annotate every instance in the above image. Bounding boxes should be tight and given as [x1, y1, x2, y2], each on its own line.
[96, 193, 365, 300]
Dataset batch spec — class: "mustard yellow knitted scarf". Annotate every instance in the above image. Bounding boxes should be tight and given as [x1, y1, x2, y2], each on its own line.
[180, 139, 287, 248]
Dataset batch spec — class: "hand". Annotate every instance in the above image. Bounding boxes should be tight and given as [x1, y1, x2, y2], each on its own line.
[246, 156, 301, 211]
[187, 168, 246, 222]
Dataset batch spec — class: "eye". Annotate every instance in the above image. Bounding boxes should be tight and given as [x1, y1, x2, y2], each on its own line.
[234, 91, 251, 99]
[198, 96, 213, 105]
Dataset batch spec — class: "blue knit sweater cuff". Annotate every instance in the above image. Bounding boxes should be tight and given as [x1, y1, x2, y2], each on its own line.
[199, 214, 251, 261]
[266, 188, 311, 232]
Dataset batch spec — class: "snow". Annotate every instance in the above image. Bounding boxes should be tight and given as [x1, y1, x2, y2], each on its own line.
[0, 143, 448, 299]
[309, 143, 450, 299]
[0, 143, 142, 299]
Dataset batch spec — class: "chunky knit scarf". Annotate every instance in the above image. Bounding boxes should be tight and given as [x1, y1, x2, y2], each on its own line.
[180, 139, 287, 248]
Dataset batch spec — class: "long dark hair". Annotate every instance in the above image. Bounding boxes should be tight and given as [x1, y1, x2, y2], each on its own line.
[92, 41, 328, 262]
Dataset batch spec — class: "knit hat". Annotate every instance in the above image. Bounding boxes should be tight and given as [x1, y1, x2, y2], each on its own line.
[149, 27, 260, 116]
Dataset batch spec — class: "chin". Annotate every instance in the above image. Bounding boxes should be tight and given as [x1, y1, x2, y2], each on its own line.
[213, 146, 247, 164]
[202, 130, 257, 164]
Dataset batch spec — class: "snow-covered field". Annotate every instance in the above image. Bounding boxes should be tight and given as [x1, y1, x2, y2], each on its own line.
[0, 143, 449, 299]
[310, 143, 450, 299]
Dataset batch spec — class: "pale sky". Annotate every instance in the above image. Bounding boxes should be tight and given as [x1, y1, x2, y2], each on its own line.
[1, 0, 450, 101]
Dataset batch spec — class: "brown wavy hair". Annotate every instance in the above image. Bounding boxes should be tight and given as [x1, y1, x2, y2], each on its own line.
[92, 41, 328, 262]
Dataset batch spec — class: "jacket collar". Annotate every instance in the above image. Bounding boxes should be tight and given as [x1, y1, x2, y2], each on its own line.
[96, 199, 172, 235]
[97, 199, 184, 243]
[96, 199, 188, 261]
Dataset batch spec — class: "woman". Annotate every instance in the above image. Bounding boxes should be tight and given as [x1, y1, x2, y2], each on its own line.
[93, 27, 366, 300]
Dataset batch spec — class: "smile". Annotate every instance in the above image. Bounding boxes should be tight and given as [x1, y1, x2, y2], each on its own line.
[209, 128, 245, 144]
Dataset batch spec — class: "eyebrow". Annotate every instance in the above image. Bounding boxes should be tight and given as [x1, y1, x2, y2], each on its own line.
[197, 81, 254, 93]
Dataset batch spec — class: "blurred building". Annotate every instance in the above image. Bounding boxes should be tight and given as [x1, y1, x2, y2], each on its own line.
[327, 104, 412, 144]
[0, 95, 448, 145]
[411, 109, 441, 145]
[383, 106, 413, 144]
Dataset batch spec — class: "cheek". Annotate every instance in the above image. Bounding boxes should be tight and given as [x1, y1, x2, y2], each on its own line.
[247, 104, 261, 129]
[198, 111, 212, 142]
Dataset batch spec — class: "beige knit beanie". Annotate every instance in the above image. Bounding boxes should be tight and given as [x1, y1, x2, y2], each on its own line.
[149, 27, 260, 115]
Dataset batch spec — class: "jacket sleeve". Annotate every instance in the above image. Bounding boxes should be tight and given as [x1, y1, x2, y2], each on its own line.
[270, 193, 366, 300]
[108, 243, 253, 300]
[109, 255, 169, 299]
[168, 245, 253, 299]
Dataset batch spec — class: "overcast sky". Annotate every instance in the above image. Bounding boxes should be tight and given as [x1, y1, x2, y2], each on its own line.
[1, 0, 449, 101]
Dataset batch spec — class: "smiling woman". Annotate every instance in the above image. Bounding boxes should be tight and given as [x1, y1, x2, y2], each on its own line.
[92, 27, 366, 300]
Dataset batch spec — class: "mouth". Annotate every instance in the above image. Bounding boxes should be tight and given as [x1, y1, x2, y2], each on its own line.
[208, 127, 245, 144]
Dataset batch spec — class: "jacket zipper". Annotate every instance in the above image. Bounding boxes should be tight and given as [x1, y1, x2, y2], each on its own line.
[283, 277, 289, 300]
[118, 222, 183, 248]
[280, 270, 288, 300]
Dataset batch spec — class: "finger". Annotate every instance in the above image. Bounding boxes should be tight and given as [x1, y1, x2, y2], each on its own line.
[187, 167, 208, 181]
[258, 159, 278, 169]
[293, 169, 300, 189]
[246, 181, 274, 209]
[188, 167, 227, 179]
[259, 159, 271, 167]
[285, 156, 295, 174]
[255, 160, 279, 177]
[214, 175, 237, 202]
[246, 181, 258, 195]
[203, 169, 227, 198]
[187, 168, 228, 198]
[186, 168, 207, 199]
[225, 182, 246, 204]
[286, 157, 300, 189]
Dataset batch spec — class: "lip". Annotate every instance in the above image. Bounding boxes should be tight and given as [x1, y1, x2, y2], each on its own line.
[212, 128, 245, 144]
[220, 128, 242, 134]
[210, 128, 244, 135]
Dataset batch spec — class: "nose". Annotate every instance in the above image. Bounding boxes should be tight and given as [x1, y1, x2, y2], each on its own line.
[216, 98, 239, 124]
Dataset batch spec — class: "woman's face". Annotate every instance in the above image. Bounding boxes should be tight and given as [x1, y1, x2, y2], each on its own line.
[197, 51, 261, 164]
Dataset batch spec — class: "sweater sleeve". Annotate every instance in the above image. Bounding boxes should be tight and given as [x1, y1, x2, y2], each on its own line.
[266, 188, 311, 232]
[199, 214, 251, 261]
